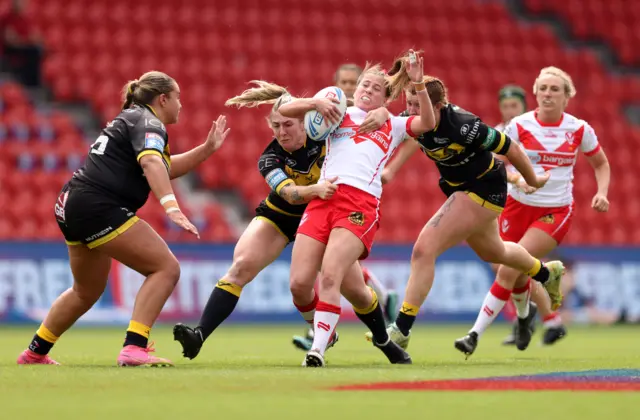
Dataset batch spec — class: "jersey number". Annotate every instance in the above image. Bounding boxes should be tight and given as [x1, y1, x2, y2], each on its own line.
[90, 135, 109, 155]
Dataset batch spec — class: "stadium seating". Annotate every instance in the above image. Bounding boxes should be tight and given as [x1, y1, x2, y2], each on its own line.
[524, 0, 640, 67]
[8, 0, 640, 244]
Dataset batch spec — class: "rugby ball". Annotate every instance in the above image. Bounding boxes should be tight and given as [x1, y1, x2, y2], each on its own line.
[304, 86, 347, 142]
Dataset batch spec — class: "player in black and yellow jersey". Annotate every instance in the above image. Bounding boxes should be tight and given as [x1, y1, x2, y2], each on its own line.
[362, 55, 567, 357]
[16, 71, 230, 367]
[173, 81, 341, 360]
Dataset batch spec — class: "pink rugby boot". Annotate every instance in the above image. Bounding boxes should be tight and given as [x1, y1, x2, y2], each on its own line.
[117, 342, 173, 367]
[17, 349, 60, 365]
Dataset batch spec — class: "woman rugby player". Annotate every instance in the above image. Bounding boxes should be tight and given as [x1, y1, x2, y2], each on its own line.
[365, 57, 566, 357]
[280, 50, 437, 367]
[17, 71, 229, 366]
[455, 67, 610, 354]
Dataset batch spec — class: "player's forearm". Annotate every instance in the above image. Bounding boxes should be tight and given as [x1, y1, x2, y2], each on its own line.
[387, 140, 420, 176]
[278, 99, 317, 119]
[169, 143, 214, 179]
[279, 184, 320, 205]
[141, 155, 176, 203]
[505, 143, 537, 186]
[593, 160, 610, 196]
[409, 88, 436, 135]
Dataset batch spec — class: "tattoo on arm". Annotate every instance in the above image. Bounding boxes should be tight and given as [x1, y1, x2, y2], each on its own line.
[280, 184, 304, 204]
[427, 194, 456, 228]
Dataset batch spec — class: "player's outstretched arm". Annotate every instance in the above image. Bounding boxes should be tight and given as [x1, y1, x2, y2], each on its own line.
[278, 177, 339, 204]
[405, 52, 436, 136]
[278, 98, 342, 125]
[140, 154, 200, 237]
[169, 115, 230, 179]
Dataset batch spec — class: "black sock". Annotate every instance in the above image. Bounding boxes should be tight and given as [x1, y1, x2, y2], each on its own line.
[531, 263, 550, 284]
[123, 332, 148, 348]
[29, 334, 54, 355]
[355, 301, 389, 345]
[395, 312, 416, 336]
[197, 281, 242, 341]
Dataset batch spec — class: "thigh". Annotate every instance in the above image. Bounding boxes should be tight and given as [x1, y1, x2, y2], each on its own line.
[321, 228, 366, 278]
[416, 192, 497, 257]
[518, 227, 560, 259]
[331, 185, 381, 259]
[228, 217, 288, 282]
[67, 244, 111, 296]
[96, 218, 177, 276]
[290, 232, 326, 290]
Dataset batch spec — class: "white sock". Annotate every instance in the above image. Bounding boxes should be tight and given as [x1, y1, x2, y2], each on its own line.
[511, 279, 531, 318]
[311, 301, 341, 355]
[471, 282, 512, 336]
[362, 267, 388, 307]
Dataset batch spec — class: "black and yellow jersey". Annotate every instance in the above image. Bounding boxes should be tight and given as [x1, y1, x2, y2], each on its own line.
[258, 138, 325, 216]
[72, 104, 171, 212]
[405, 104, 511, 185]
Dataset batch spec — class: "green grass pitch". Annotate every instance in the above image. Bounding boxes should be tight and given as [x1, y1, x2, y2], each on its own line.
[1, 324, 638, 420]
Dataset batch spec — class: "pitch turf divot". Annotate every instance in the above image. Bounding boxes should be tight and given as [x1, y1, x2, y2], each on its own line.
[333, 369, 640, 392]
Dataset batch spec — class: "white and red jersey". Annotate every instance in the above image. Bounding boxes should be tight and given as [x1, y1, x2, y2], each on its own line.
[504, 111, 601, 207]
[320, 107, 415, 198]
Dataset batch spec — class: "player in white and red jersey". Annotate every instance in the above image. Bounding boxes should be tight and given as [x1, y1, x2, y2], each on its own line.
[279, 50, 437, 367]
[456, 67, 610, 354]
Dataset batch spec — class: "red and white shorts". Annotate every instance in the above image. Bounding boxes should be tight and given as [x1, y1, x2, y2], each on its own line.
[297, 184, 380, 259]
[498, 196, 574, 244]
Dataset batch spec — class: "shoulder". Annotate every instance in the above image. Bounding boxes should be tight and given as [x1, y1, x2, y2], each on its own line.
[562, 112, 591, 130]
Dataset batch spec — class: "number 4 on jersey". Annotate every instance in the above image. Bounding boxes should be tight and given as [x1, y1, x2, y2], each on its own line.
[90, 135, 109, 155]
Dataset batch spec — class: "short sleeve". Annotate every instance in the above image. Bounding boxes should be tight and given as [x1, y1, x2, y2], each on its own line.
[465, 119, 511, 155]
[131, 117, 168, 163]
[580, 122, 601, 156]
[258, 151, 294, 193]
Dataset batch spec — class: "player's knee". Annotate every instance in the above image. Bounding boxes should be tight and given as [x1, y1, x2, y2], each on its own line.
[289, 272, 313, 301]
[227, 256, 259, 287]
[476, 247, 504, 264]
[161, 255, 181, 288]
[411, 241, 437, 263]
[72, 285, 104, 306]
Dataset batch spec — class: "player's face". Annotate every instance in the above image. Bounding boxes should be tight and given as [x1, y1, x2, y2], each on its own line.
[405, 91, 420, 116]
[499, 98, 525, 123]
[354, 74, 387, 111]
[270, 112, 305, 150]
[535, 75, 567, 112]
[161, 84, 182, 124]
[335, 69, 359, 99]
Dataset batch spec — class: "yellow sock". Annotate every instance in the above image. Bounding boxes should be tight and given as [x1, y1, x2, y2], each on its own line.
[353, 287, 379, 315]
[525, 259, 542, 277]
[36, 325, 59, 344]
[400, 301, 420, 317]
[127, 320, 151, 339]
[216, 279, 243, 297]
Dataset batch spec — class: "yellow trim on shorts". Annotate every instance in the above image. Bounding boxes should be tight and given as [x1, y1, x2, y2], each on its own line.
[265, 198, 303, 217]
[466, 192, 503, 213]
[87, 216, 140, 249]
[491, 132, 507, 154]
[137, 150, 163, 162]
[65, 240, 83, 246]
[255, 216, 289, 242]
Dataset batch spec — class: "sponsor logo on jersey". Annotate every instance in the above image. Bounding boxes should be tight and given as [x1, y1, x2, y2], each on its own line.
[423, 143, 466, 161]
[145, 118, 166, 131]
[285, 158, 297, 167]
[465, 120, 481, 143]
[144, 132, 165, 152]
[460, 124, 470, 136]
[85, 226, 113, 242]
[481, 128, 497, 149]
[433, 137, 449, 144]
[348, 211, 365, 226]
[529, 151, 576, 167]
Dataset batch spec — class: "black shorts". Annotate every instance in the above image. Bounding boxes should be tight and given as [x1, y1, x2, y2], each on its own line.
[254, 200, 302, 243]
[54, 181, 139, 248]
[439, 159, 507, 213]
